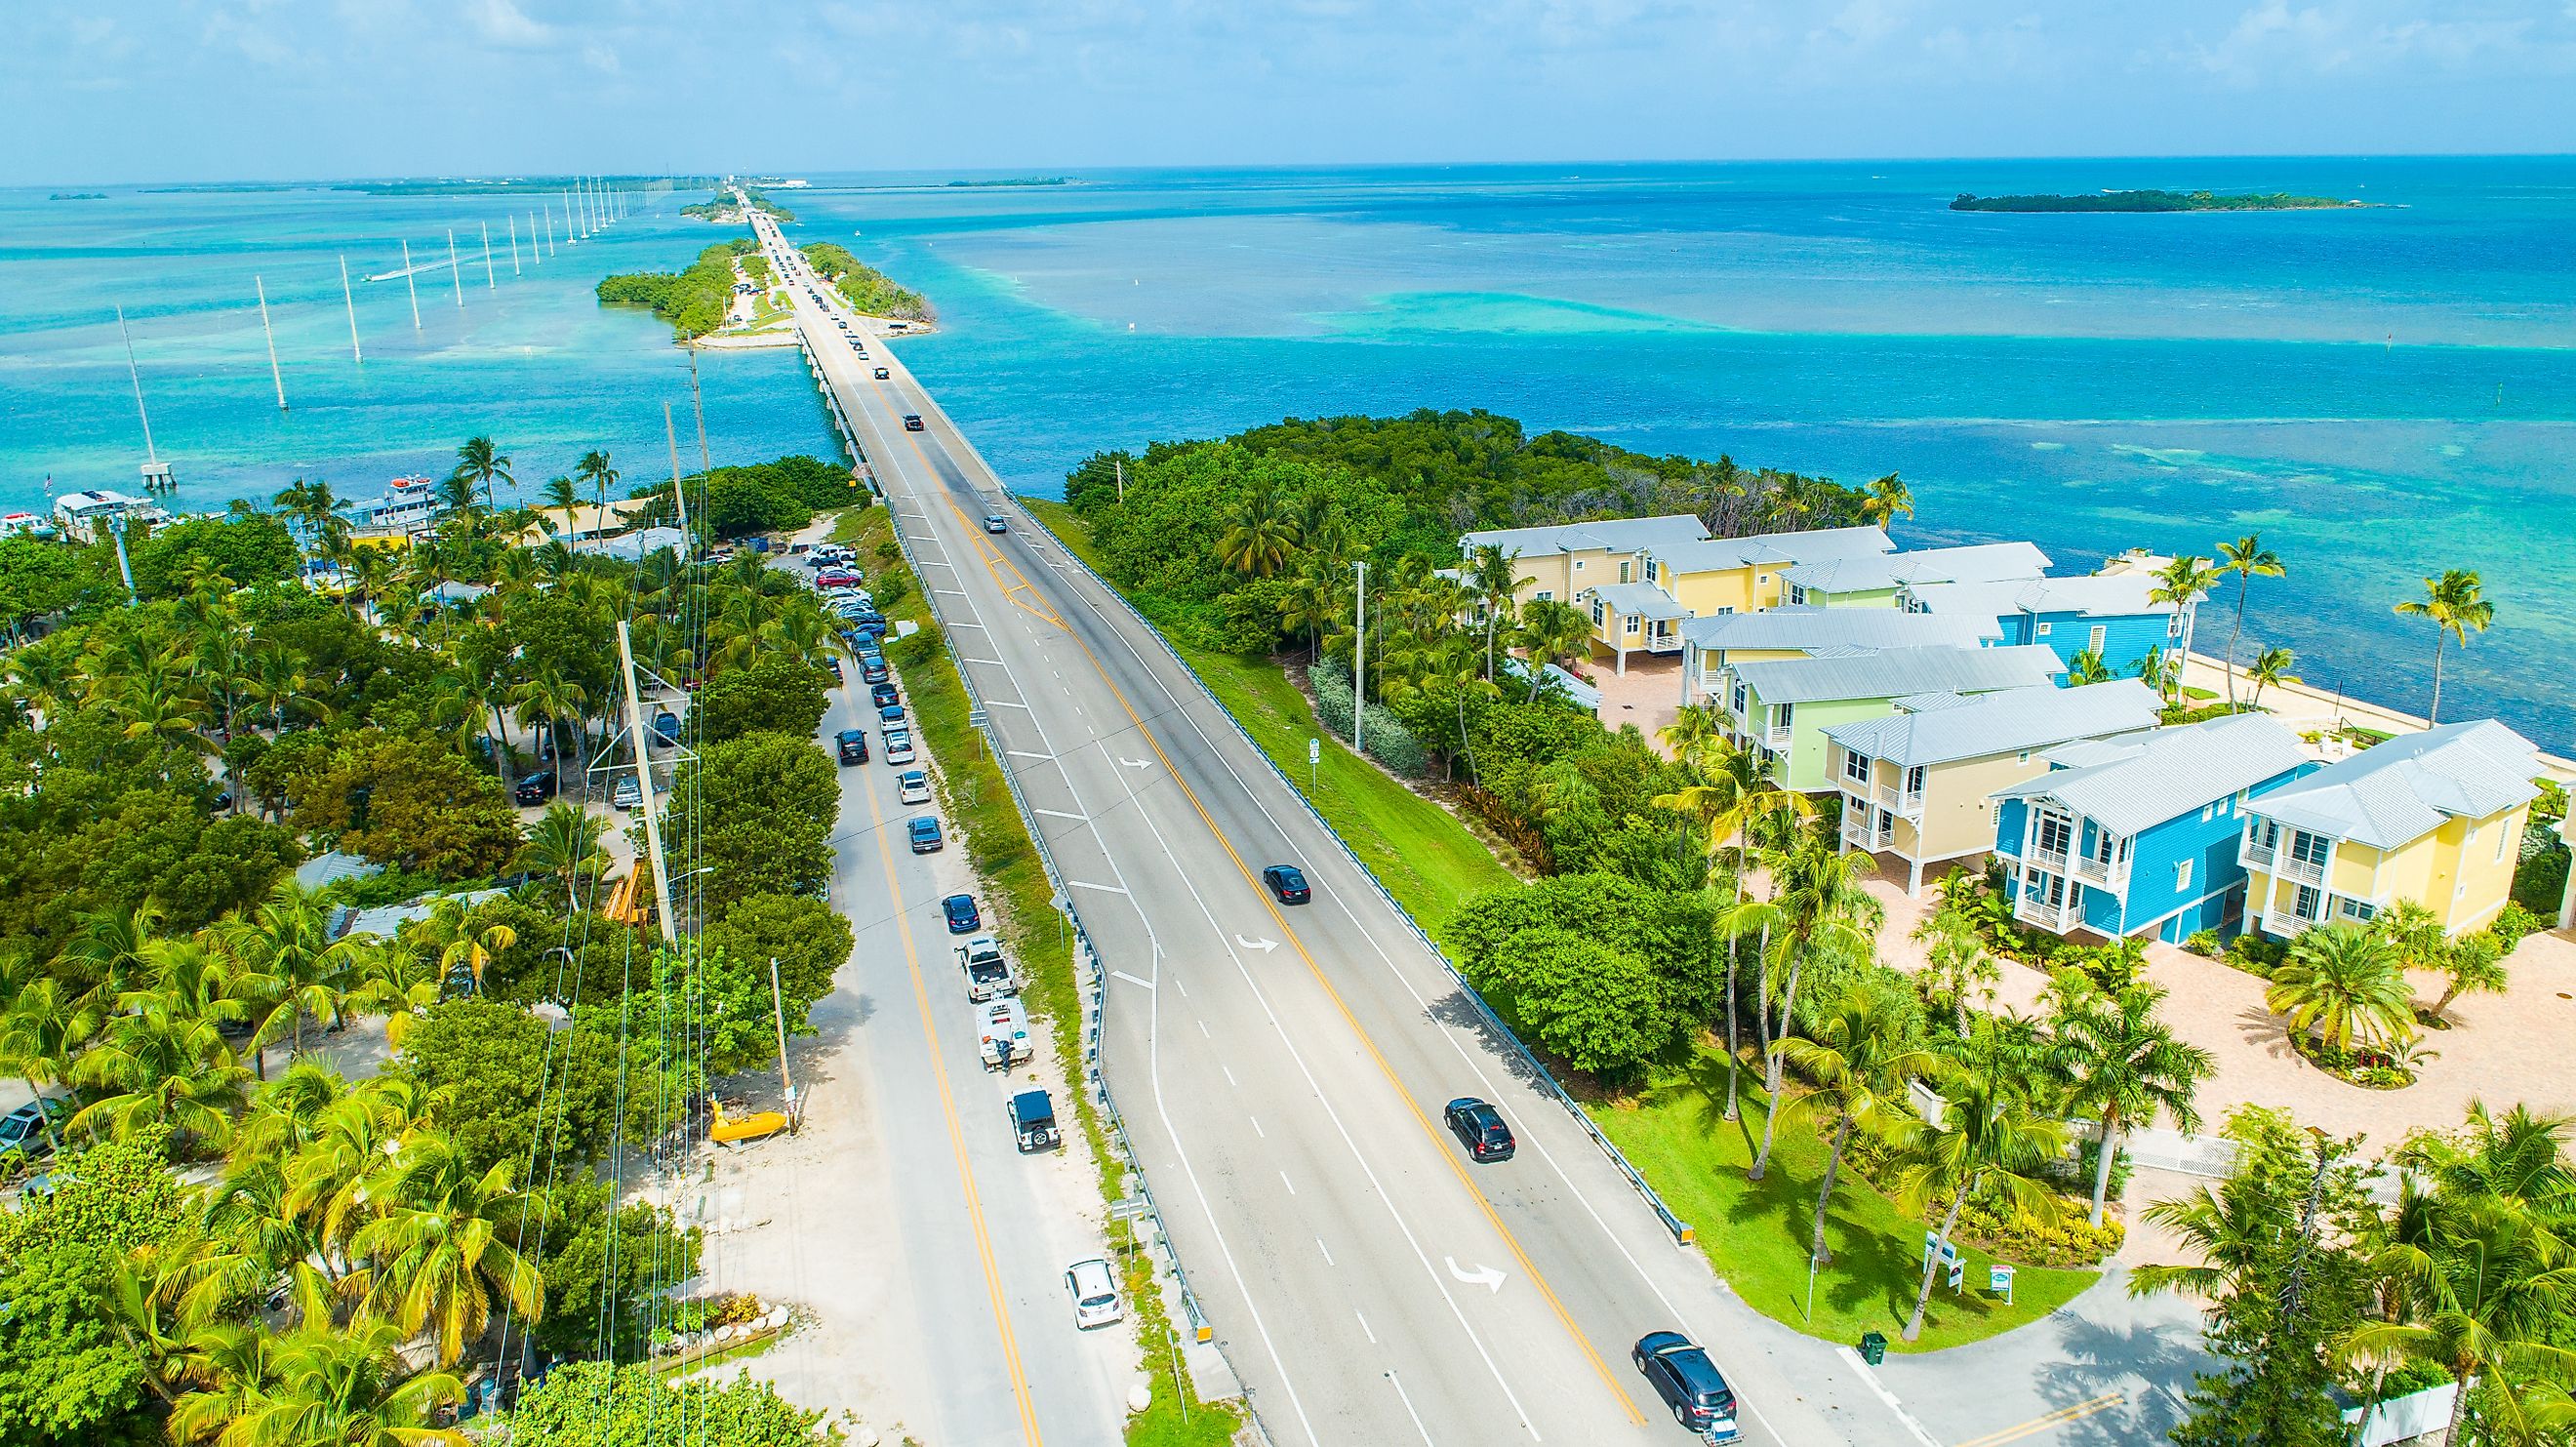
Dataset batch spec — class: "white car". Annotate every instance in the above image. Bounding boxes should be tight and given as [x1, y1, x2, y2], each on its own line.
[897, 770, 931, 805]
[1065, 1259, 1123, 1330]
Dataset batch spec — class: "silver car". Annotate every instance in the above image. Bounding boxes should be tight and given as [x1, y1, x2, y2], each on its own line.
[898, 770, 932, 805]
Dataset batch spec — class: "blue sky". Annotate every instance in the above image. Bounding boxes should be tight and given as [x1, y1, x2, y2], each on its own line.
[8, 0, 2573, 183]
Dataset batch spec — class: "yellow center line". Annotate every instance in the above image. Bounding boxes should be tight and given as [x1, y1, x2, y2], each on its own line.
[883, 421, 1644, 1428]
[947, 501, 1069, 631]
[855, 750, 1045, 1447]
[1951, 1391, 2126, 1447]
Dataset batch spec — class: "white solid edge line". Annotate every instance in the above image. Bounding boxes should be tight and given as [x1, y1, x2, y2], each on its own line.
[1835, 1348, 1942, 1447]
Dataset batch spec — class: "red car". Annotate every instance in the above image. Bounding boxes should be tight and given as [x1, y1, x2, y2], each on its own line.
[816, 569, 860, 589]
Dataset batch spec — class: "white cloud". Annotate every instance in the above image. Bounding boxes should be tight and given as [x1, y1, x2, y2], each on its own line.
[467, 0, 559, 50]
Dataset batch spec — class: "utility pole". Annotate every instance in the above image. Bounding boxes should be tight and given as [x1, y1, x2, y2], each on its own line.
[768, 955, 798, 1130]
[1115, 459, 1125, 503]
[688, 350, 712, 473]
[1352, 560, 1367, 755]
[105, 511, 139, 607]
[664, 400, 693, 548]
[338, 256, 363, 363]
[255, 276, 287, 411]
[619, 622, 678, 946]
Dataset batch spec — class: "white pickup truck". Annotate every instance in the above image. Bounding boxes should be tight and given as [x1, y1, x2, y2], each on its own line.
[979, 997, 1032, 1070]
[955, 934, 1018, 1002]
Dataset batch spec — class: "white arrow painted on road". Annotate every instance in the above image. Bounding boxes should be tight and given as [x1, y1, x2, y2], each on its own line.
[1234, 935, 1278, 953]
[1117, 756, 1151, 769]
[1445, 1257, 1506, 1293]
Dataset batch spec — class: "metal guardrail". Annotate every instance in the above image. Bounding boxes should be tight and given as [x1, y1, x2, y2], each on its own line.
[1027, 513, 1702, 1249]
[848, 396, 1268, 1442]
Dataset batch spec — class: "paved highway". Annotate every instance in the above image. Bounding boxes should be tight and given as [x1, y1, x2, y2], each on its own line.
[753, 211, 1904, 1447]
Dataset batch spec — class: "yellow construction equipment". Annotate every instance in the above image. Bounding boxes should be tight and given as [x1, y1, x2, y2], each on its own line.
[709, 1096, 789, 1147]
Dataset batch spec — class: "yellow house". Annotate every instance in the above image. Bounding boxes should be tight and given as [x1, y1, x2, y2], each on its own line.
[1821, 679, 2163, 894]
[1458, 514, 1710, 613]
[2238, 720, 2541, 940]
[1642, 526, 1893, 618]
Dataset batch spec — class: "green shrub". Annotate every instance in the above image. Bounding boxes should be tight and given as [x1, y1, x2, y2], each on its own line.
[1953, 1198, 2125, 1268]
[2226, 932, 2289, 977]
[2491, 902, 2548, 946]
[2183, 928, 2223, 957]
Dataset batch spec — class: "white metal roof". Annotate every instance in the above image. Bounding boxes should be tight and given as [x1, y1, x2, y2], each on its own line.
[1990, 713, 2312, 836]
[1732, 644, 2064, 705]
[1587, 582, 1691, 621]
[1462, 513, 1708, 558]
[1646, 524, 1893, 576]
[2242, 719, 2540, 849]
[1821, 680, 2163, 768]
[1784, 541, 2052, 594]
[1681, 605, 1997, 655]
[1905, 572, 2178, 621]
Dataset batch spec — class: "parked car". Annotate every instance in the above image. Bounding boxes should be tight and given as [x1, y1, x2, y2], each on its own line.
[898, 769, 932, 805]
[512, 771, 559, 805]
[825, 657, 843, 683]
[1631, 1333, 1739, 1441]
[878, 703, 906, 726]
[861, 658, 890, 685]
[1008, 1089, 1060, 1152]
[979, 997, 1031, 1069]
[1443, 1098, 1515, 1162]
[612, 776, 643, 811]
[0, 1098, 69, 1158]
[653, 710, 682, 745]
[944, 894, 981, 933]
[871, 681, 901, 708]
[983, 513, 1009, 535]
[1064, 1258, 1123, 1330]
[956, 934, 1017, 1000]
[883, 729, 915, 764]
[873, 367, 890, 380]
[902, 415, 925, 431]
[1261, 864, 1310, 904]
[837, 729, 869, 765]
[816, 569, 860, 588]
[907, 816, 943, 853]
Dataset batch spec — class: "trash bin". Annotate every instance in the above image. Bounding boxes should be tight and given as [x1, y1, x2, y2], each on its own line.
[1859, 1331, 1888, 1366]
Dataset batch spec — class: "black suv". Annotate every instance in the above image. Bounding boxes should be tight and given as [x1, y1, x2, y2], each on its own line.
[1632, 1332, 1738, 1439]
[836, 729, 869, 765]
[902, 414, 925, 431]
[513, 772, 558, 805]
[1443, 1098, 1514, 1162]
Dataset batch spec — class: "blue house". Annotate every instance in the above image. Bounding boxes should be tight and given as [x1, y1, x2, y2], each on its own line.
[1988, 714, 2316, 944]
[1903, 572, 2186, 679]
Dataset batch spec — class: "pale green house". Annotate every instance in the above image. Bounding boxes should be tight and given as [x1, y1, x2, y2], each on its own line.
[1778, 541, 2052, 609]
[1719, 643, 2067, 792]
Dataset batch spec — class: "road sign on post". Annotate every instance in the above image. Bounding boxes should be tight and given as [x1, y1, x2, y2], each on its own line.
[1990, 1264, 2016, 1304]
[1308, 736, 1320, 794]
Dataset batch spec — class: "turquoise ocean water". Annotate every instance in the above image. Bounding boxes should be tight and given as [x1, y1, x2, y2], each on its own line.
[3, 161, 2571, 748]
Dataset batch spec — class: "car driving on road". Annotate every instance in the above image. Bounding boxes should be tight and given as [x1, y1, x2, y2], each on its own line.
[836, 729, 869, 766]
[902, 414, 925, 431]
[982, 513, 1008, 534]
[1443, 1098, 1515, 1162]
[873, 367, 890, 380]
[1631, 1332, 1740, 1440]
[1260, 864, 1310, 904]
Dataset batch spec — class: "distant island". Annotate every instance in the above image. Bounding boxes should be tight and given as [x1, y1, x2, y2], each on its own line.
[1952, 189, 2364, 214]
[945, 177, 1070, 188]
[48, 192, 105, 201]
[683, 185, 795, 223]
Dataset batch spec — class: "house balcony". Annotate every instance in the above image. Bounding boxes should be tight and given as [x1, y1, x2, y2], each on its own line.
[2019, 842, 2071, 874]
[2072, 852, 2129, 888]
[2014, 884, 2083, 934]
[1763, 724, 1792, 748]
[1840, 814, 1883, 853]
[2240, 844, 2325, 886]
[1866, 779, 1926, 818]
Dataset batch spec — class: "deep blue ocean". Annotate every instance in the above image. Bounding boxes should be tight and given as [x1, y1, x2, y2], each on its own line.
[3, 160, 2570, 748]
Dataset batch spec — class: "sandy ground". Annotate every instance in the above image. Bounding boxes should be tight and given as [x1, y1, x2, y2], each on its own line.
[1588, 650, 1687, 747]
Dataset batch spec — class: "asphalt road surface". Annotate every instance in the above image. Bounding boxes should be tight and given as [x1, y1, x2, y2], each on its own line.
[754, 212, 1908, 1447]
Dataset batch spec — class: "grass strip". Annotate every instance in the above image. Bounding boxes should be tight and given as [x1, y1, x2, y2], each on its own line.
[833, 505, 1241, 1445]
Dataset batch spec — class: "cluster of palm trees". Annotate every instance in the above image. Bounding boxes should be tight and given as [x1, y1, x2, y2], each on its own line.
[2139, 1102, 2576, 1443]
[1652, 715, 2220, 1341]
[2261, 901, 2508, 1073]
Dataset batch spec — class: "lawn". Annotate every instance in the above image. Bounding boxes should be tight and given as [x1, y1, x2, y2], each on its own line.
[1591, 1044, 2099, 1353]
[1022, 497, 1515, 933]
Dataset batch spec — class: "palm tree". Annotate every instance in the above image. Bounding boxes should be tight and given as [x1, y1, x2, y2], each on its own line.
[1891, 1064, 2068, 1341]
[2392, 569, 2493, 725]
[1511, 598, 1593, 699]
[1466, 543, 1520, 681]
[168, 1319, 467, 1447]
[2151, 553, 2219, 687]
[344, 1129, 543, 1366]
[60, 897, 168, 1018]
[2245, 646, 2299, 708]
[345, 939, 443, 1049]
[2214, 535, 2285, 706]
[2345, 1196, 2576, 1447]
[2395, 1100, 2576, 1231]
[2065, 649, 2113, 687]
[1215, 487, 1301, 579]
[1778, 986, 1936, 1265]
[1747, 839, 1879, 1183]
[538, 475, 580, 519]
[576, 448, 619, 516]
[220, 881, 367, 1065]
[1911, 911, 1997, 1037]
[521, 801, 608, 914]
[2051, 979, 2216, 1226]
[71, 996, 252, 1148]
[450, 436, 514, 514]
[403, 899, 518, 995]
[1858, 472, 1914, 528]
[2267, 922, 2416, 1057]
[0, 949, 89, 1155]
